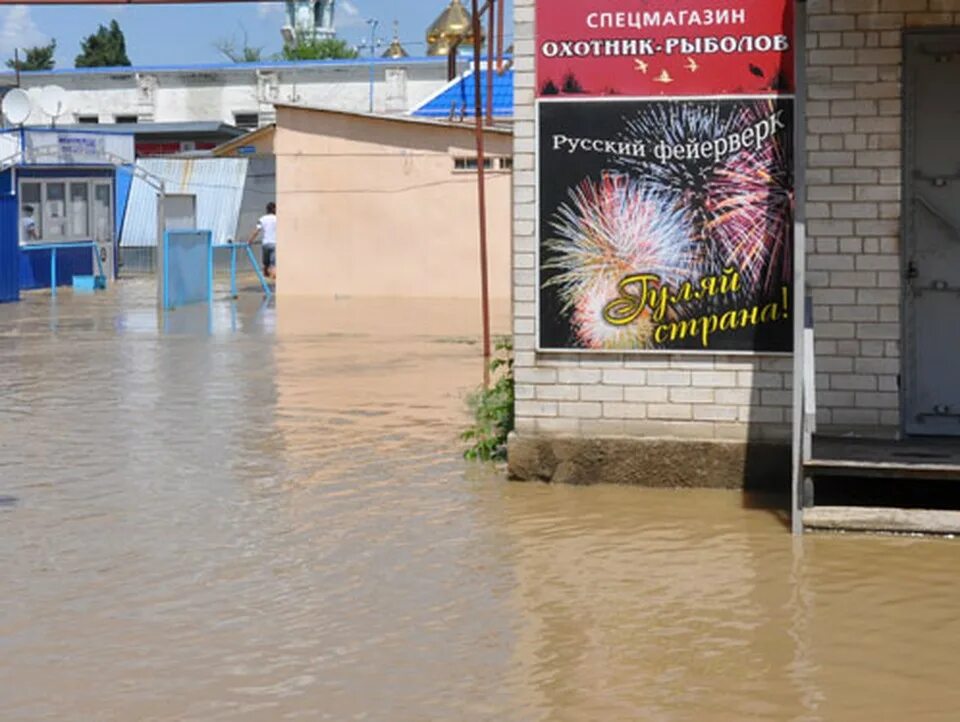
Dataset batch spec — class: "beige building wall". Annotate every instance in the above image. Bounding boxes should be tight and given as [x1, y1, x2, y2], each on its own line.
[275, 106, 513, 299]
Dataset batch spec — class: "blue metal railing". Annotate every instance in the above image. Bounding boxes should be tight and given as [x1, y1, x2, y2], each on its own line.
[19, 242, 106, 297]
[19, 240, 270, 303]
[216, 242, 272, 300]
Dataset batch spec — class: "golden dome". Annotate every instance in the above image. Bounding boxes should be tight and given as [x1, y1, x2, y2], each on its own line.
[426, 0, 482, 56]
[383, 38, 409, 59]
[383, 21, 409, 59]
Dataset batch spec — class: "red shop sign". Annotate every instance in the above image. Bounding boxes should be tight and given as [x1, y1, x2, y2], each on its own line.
[536, 1, 795, 98]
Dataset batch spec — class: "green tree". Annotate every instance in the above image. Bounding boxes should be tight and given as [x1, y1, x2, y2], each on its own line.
[278, 35, 358, 61]
[215, 28, 263, 63]
[6, 41, 57, 71]
[75, 20, 131, 68]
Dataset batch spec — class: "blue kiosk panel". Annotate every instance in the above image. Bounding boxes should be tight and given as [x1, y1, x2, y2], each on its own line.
[19, 246, 94, 290]
[0, 170, 18, 303]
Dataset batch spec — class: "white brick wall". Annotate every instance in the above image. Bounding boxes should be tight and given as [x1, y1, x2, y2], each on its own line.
[512, 0, 958, 442]
[806, 0, 960, 432]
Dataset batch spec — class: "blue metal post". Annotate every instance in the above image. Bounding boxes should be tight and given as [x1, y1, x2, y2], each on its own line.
[50, 247, 56, 297]
[230, 243, 238, 298]
[244, 243, 272, 300]
[162, 231, 169, 309]
[207, 232, 214, 306]
[94, 245, 106, 287]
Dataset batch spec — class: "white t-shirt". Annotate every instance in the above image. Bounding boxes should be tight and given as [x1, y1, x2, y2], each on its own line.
[257, 213, 277, 247]
[21, 216, 37, 243]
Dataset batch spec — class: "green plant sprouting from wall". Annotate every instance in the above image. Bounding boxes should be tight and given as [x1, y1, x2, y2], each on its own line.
[462, 338, 514, 462]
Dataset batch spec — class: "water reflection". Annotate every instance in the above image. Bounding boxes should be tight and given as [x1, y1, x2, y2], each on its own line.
[1, 282, 958, 721]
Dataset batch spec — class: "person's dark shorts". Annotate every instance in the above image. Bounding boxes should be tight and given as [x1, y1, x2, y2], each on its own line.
[262, 245, 276, 270]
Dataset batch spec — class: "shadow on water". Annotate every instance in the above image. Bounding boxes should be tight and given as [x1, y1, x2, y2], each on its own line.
[0, 495, 19, 508]
[742, 489, 791, 528]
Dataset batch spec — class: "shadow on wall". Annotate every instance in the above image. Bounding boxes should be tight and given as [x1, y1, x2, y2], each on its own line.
[740, 0, 797, 523]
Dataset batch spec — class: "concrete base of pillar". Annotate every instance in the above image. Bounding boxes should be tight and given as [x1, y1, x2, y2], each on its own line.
[507, 434, 790, 490]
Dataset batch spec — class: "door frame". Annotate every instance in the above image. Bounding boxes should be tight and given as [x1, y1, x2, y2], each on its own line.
[92, 180, 116, 280]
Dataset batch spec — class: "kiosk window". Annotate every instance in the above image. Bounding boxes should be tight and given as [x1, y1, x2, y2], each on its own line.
[70, 183, 89, 236]
[45, 183, 67, 238]
[20, 182, 42, 242]
[19, 178, 112, 243]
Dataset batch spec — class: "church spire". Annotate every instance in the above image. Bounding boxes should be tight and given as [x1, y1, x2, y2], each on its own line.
[382, 20, 409, 59]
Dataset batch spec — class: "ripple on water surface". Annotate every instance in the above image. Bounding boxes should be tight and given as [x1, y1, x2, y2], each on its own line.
[1, 281, 959, 721]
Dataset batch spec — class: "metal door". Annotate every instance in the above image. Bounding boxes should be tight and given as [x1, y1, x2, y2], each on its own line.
[92, 182, 115, 280]
[156, 194, 197, 305]
[903, 32, 960, 436]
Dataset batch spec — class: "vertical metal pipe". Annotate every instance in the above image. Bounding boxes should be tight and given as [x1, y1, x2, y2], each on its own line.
[496, 0, 505, 71]
[486, 0, 495, 124]
[791, 0, 808, 536]
[367, 19, 379, 113]
[447, 47, 457, 81]
[472, 0, 492, 387]
[368, 62, 375, 113]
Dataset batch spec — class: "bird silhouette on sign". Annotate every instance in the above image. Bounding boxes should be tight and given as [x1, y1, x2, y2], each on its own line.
[749, 64, 765, 78]
[634, 59, 649, 74]
[685, 57, 699, 72]
[653, 69, 674, 84]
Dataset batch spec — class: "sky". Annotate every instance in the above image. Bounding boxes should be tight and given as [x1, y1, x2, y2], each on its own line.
[0, 1, 515, 70]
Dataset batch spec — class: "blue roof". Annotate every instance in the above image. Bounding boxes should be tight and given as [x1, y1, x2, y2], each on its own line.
[0, 56, 448, 79]
[412, 68, 513, 119]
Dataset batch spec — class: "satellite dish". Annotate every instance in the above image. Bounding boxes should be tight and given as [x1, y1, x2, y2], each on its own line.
[38, 85, 68, 124]
[2, 88, 31, 125]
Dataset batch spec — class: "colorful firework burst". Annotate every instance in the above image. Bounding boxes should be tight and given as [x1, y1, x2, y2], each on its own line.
[707, 100, 793, 292]
[571, 278, 656, 350]
[619, 101, 736, 193]
[543, 172, 693, 349]
[618, 100, 793, 293]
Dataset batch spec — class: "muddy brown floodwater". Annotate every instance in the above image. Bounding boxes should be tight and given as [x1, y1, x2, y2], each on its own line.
[1, 279, 959, 722]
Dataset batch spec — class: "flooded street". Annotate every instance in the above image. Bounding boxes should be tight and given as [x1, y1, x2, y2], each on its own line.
[2, 280, 959, 722]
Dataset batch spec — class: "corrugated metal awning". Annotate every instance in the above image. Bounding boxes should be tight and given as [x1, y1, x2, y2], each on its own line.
[120, 157, 248, 247]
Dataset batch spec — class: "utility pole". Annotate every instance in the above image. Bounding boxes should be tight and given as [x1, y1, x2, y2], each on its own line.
[486, 0, 494, 124]
[471, 0, 491, 387]
[365, 18, 380, 113]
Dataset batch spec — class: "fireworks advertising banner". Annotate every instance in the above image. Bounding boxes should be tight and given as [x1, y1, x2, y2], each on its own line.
[538, 98, 794, 353]
[536, 0, 795, 98]
[535, 1, 795, 353]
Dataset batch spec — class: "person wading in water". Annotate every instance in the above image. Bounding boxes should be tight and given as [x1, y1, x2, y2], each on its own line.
[248, 202, 278, 280]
